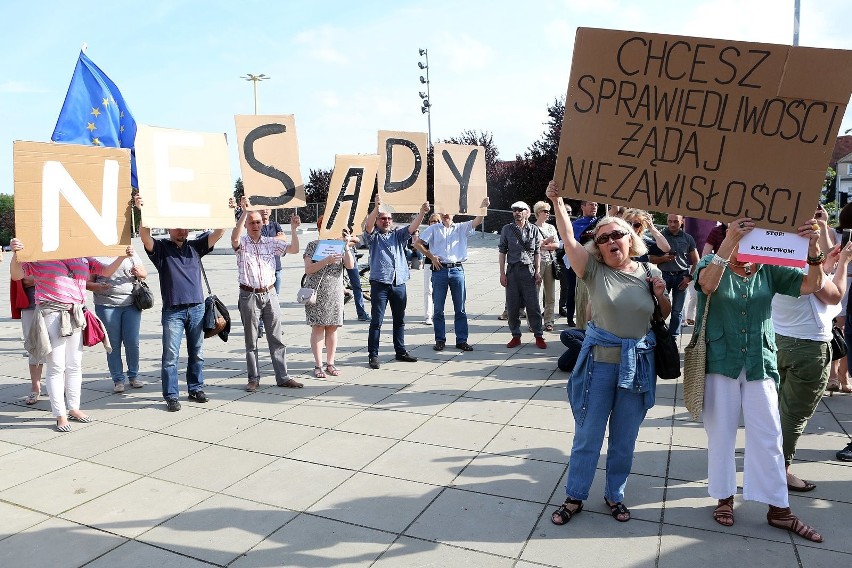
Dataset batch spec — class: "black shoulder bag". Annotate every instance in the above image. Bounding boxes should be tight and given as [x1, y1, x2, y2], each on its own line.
[642, 262, 681, 380]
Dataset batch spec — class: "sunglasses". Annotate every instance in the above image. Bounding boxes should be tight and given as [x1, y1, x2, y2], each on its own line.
[538, 209, 551, 214]
[631, 222, 643, 229]
[594, 230, 629, 245]
[512, 207, 526, 212]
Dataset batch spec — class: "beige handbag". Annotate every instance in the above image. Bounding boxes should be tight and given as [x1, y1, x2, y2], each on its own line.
[682, 295, 710, 421]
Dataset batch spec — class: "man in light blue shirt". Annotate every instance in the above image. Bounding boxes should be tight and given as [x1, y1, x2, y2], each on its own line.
[416, 197, 489, 352]
[365, 194, 430, 369]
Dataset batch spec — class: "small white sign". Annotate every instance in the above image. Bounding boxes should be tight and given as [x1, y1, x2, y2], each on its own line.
[737, 229, 808, 268]
[311, 239, 345, 261]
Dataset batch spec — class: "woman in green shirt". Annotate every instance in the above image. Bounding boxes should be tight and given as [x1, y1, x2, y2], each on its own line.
[695, 216, 825, 542]
[546, 182, 670, 525]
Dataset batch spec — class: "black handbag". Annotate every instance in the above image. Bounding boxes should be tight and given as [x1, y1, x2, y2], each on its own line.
[642, 263, 681, 380]
[131, 278, 154, 310]
[831, 324, 847, 361]
[551, 258, 563, 280]
[200, 260, 231, 342]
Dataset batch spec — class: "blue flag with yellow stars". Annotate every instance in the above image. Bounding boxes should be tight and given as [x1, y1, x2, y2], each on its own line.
[51, 50, 137, 187]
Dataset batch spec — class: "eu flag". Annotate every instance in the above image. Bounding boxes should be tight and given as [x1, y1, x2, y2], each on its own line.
[51, 51, 137, 187]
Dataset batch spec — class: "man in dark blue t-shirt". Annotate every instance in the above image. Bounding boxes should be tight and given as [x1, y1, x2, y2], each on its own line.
[136, 195, 225, 412]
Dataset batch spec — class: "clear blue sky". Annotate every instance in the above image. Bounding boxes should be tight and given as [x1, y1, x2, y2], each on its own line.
[2, 0, 850, 194]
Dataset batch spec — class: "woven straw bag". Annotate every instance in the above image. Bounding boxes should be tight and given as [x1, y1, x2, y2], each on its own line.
[682, 295, 710, 421]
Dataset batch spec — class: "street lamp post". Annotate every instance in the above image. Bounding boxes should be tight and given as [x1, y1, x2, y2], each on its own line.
[241, 73, 270, 114]
[418, 49, 432, 148]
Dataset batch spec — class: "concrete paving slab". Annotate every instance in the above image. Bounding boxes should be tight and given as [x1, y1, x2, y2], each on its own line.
[0, 517, 126, 568]
[404, 415, 504, 452]
[363, 440, 475, 486]
[151, 444, 277, 492]
[373, 535, 515, 567]
[84, 540, 212, 568]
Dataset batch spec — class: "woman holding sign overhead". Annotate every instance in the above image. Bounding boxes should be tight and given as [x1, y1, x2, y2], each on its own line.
[303, 215, 354, 378]
[694, 216, 825, 542]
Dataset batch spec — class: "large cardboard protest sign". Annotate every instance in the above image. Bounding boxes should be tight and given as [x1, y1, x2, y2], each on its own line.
[554, 28, 852, 231]
[319, 154, 379, 239]
[235, 114, 306, 209]
[377, 130, 427, 212]
[13, 141, 132, 261]
[433, 143, 488, 216]
[135, 125, 234, 228]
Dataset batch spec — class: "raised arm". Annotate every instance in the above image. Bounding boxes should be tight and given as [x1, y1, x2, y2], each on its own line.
[546, 181, 590, 277]
[134, 194, 155, 253]
[799, 218, 825, 295]
[8, 238, 25, 280]
[408, 201, 430, 235]
[231, 196, 249, 250]
[470, 197, 490, 230]
[285, 214, 301, 254]
[364, 193, 382, 234]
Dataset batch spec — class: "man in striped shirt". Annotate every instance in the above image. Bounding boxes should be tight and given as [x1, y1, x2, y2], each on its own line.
[232, 199, 302, 391]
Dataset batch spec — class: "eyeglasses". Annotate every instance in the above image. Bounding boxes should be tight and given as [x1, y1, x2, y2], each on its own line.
[512, 208, 526, 212]
[631, 222, 643, 229]
[378, 217, 393, 221]
[594, 230, 628, 245]
[538, 209, 551, 214]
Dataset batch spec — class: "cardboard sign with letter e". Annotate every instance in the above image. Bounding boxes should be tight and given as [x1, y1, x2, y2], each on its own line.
[553, 28, 852, 231]
[319, 154, 379, 239]
[433, 143, 487, 216]
[134, 125, 234, 229]
[377, 130, 427, 212]
[13, 141, 132, 261]
[235, 114, 306, 209]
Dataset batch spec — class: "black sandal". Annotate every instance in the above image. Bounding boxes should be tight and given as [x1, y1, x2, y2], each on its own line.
[605, 499, 631, 522]
[551, 498, 583, 525]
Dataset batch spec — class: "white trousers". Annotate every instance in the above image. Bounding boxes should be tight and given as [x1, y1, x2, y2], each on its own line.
[43, 311, 84, 418]
[423, 267, 433, 320]
[703, 370, 788, 507]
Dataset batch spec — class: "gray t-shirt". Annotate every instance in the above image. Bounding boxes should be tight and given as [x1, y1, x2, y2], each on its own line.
[581, 259, 661, 364]
[92, 255, 144, 307]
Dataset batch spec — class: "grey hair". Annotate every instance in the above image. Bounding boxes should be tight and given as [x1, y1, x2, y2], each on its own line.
[583, 216, 648, 261]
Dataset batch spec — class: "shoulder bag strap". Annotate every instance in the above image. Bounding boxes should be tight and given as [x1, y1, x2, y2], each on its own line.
[199, 257, 212, 296]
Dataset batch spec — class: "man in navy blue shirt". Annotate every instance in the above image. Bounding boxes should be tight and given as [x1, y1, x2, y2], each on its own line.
[135, 194, 225, 412]
[364, 193, 430, 369]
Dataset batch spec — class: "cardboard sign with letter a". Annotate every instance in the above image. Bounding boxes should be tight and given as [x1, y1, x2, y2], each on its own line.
[134, 125, 234, 229]
[433, 143, 487, 216]
[319, 154, 379, 239]
[235, 114, 306, 210]
[13, 141, 132, 261]
[377, 130, 427, 212]
[554, 28, 852, 231]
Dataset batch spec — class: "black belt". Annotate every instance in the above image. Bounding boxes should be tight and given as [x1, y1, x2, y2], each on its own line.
[663, 269, 688, 275]
[440, 262, 463, 268]
[240, 284, 274, 293]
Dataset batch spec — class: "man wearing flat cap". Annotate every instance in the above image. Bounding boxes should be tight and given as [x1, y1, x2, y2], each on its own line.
[498, 201, 546, 349]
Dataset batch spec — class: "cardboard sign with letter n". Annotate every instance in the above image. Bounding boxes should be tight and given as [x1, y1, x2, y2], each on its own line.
[13, 141, 132, 261]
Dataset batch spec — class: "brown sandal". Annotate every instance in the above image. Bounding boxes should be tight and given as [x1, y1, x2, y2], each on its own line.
[767, 506, 823, 542]
[713, 496, 735, 526]
[325, 364, 341, 377]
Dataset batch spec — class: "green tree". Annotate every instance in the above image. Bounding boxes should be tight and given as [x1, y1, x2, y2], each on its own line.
[503, 97, 564, 209]
[439, 130, 504, 196]
[304, 168, 333, 222]
[0, 194, 14, 245]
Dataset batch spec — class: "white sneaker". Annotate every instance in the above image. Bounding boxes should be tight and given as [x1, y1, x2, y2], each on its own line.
[113, 382, 125, 393]
[424, 318, 433, 325]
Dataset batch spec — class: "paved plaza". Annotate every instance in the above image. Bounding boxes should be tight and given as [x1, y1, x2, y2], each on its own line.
[0, 232, 850, 568]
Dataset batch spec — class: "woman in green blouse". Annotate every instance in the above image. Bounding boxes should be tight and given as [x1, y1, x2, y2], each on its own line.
[695, 216, 825, 542]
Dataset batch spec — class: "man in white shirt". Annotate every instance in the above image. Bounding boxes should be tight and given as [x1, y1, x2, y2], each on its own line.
[232, 198, 303, 391]
[415, 197, 489, 351]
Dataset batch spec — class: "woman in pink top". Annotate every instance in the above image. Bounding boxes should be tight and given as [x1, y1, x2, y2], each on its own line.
[9, 238, 132, 432]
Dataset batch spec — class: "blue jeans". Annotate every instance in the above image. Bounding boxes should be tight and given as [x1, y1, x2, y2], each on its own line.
[432, 265, 468, 343]
[368, 280, 407, 357]
[161, 303, 205, 400]
[94, 303, 141, 384]
[564, 361, 647, 504]
[663, 270, 687, 337]
[346, 266, 368, 319]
